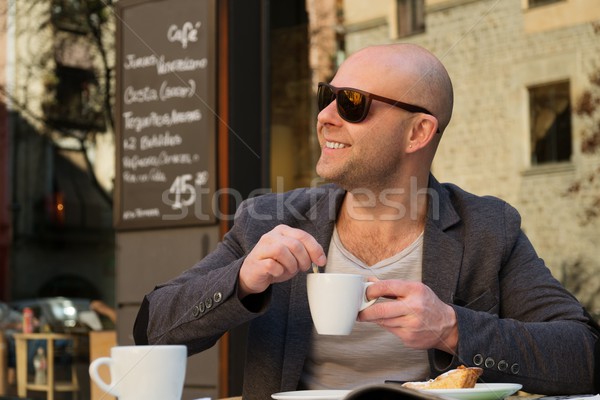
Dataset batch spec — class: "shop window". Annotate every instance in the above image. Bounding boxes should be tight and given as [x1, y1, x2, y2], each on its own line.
[527, 0, 565, 8]
[396, 0, 425, 38]
[529, 81, 572, 165]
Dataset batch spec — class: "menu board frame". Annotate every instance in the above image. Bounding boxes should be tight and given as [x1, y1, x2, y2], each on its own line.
[114, 0, 217, 230]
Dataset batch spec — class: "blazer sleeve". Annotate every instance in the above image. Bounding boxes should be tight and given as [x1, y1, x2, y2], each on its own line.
[133, 197, 272, 355]
[447, 203, 598, 395]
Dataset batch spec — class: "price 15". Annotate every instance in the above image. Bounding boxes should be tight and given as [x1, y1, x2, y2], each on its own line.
[168, 174, 196, 210]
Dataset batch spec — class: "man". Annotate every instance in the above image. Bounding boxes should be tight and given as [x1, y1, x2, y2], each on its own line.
[134, 44, 599, 398]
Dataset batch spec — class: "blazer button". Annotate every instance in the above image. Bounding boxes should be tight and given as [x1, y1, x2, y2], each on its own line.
[497, 360, 508, 371]
[473, 354, 483, 366]
[192, 305, 200, 317]
[484, 357, 495, 368]
[511, 363, 520, 374]
[213, 292, 223, 303]
[198, 302, 206, 313]
[205, 297, 213, 309]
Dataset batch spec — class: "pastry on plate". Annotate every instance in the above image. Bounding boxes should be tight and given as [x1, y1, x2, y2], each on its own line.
[402, 365, 483, 390]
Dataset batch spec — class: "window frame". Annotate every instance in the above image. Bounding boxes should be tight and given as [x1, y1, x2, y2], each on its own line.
[43, 64, 106, 131]
[51, 0, 90, 34]
[526, 0, 566, 9]
[394, 0, 426, 39]
[528, 80, 573, 166]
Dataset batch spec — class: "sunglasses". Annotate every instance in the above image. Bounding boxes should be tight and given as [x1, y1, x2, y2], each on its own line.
[317, 82, 437, 128]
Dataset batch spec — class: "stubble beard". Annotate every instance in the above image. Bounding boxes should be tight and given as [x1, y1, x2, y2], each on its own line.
[316, 153, 397, 192]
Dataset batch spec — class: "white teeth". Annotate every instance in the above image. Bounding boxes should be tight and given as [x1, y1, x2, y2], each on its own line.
[326, 141, 347, 149]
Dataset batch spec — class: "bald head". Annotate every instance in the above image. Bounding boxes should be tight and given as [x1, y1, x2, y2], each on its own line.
[338, 44, 454, 133]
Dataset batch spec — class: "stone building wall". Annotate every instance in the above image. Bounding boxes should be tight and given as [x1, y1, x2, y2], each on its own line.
[342, 0, 600, 316]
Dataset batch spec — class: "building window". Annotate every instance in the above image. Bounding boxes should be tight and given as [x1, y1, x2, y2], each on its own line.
[51, 0, 88, 33]
[396, 0, 425, 38]
[43, 64, 105, 131]
[529, 81, 572, 165]
[527, 0, 565, 8]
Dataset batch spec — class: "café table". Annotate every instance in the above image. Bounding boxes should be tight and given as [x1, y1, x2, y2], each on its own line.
[13, 332, 80, 400]
[246, 390, 597, 400]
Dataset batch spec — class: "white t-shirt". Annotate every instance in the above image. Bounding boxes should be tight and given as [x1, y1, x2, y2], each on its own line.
[299, 227, 430, 390]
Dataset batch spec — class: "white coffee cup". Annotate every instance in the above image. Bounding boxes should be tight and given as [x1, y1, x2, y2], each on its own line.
[307, 273, 376, 335]
[89, 345, 187, 400]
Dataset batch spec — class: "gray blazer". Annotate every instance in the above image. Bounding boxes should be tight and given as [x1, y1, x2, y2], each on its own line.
[135, 176, 598, 399]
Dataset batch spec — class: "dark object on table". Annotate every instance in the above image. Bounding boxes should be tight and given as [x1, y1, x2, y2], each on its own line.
[345, 383, 445, 400]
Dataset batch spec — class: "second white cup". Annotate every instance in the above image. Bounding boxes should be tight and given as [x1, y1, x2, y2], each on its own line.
[89, 345, 187, 400]
[307, 273, 376, 335]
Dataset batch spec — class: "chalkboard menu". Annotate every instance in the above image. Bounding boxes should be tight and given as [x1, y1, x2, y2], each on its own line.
[114, 0, 217, 229]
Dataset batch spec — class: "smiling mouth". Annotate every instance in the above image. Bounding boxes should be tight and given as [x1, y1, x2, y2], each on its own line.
[325, 141, 348, 149]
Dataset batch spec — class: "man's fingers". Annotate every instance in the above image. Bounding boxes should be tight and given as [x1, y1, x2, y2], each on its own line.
[359, 298, 410, 321]
[239, 225, 326, 298]
[271, 225, 326, 267]
[366, 279, 420, 300]
[260, 239, 305, 275]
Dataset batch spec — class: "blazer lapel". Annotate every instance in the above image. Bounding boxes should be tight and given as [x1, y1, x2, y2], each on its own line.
[311, 184, 345, 254]
[423, 220, 463, 302]
[422, 176, 463, 303]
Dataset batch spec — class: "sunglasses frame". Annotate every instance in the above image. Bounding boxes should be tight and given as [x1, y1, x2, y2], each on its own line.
[318, 82, 438, 131]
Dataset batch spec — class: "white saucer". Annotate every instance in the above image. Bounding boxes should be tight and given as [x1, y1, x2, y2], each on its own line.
[271, 389, 351, 400]
[422, 383, 522, 400]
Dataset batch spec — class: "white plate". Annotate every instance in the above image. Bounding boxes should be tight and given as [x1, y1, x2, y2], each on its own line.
[422, 383, 522, 400]
[271, 390, 351, 400]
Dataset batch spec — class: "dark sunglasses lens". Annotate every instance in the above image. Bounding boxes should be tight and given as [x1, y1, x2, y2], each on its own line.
[337, 89, 367, 122]
[317, 85, 335, 111]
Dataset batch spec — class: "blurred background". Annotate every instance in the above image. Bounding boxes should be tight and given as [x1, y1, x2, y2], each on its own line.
[0, 0, 599, 398]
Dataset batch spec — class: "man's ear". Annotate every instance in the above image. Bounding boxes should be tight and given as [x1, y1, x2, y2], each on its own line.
[406, 115, 439, 152]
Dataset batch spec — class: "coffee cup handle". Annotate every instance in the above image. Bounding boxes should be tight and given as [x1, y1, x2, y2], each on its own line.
[89, 357, 118, 396]
[359, 281, 377, 311]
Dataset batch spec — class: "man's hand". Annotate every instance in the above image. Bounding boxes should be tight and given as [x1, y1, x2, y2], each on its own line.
[238, 225, 326, 299]
[358, 279, 458, 353]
